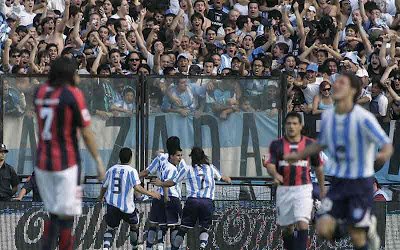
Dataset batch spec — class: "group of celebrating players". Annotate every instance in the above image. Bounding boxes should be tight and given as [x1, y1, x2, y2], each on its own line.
[32, 56, 393, 250]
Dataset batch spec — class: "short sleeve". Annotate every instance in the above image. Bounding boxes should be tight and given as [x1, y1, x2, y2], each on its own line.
[266, 140, 279, 165]
[362, 116, 391, 148]
[211, 164, 222, 181]
[173, 165, 189, 184]
[131, 169, 141, 187]
[146, 156, 160, 174]
[102, 169, 111, 188]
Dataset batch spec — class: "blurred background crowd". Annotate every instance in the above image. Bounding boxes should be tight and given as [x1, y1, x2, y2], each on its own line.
[1, 0, 400, 123]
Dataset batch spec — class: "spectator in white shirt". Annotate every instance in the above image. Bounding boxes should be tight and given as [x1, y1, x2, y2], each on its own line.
[110, 0, 133, 29]
[369, 81, 388, 121]
[17, 0, 36, 26]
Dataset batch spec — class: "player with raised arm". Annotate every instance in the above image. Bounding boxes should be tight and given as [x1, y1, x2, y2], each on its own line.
[98, 147, 161, 250]
[153, 147, 232, 250]
[264, 112, 325, 250]
[139, 136, 187, 250]
[34, 57, 106, 250]
[284, 72, 393, 250]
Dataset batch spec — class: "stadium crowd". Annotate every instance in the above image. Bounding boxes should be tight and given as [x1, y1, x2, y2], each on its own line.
[1, 0, 400, 122]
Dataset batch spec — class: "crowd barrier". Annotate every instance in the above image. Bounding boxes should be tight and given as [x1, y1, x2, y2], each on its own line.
[1, 201, 398, 250]
[1, 75, 284, 177]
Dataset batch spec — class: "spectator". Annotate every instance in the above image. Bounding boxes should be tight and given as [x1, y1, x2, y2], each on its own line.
[211, 79, 240, 119]
[373, 178, 390, 202]
[14, 171, 41, 202]
[312, 81, 334, 115]
[369, 81, 388, 121]
[0, 144, 19, 201]
[295, 63, 321, 109]
[161, 78, 205, 116]
[111, 87, 136, 117]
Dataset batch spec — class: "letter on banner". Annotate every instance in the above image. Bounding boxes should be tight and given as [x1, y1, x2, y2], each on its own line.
[193, 114, 220, 167]
[240, 113, 262, 176]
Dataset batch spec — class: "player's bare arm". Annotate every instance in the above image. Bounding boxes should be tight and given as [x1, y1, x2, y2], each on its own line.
[284, 142, 326, 164]
[375, 143, 394, 166]
[152, 179, 175, 187]
[134, 184, 161, 200]
[98, 187, 107, 201]
[139, 169, 149, 178]
[81, 127, 106, 180]
[314, 164, 326, 199]
[264, 162, 283, 185]
[163, 186, 170, 202]
[220, 175, 232, 184]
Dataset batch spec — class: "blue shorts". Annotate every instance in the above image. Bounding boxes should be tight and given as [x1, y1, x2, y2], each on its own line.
[105, 204, 139, 228]
[149, 196, 182, 226]
[319, 177, 374, 228]
[181, 198, 214, 230]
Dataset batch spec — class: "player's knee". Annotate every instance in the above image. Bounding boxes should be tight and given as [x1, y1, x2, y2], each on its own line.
[297, 221, 309, 231]
[349, 228, 367, 247]
[316, 216, 335, 239]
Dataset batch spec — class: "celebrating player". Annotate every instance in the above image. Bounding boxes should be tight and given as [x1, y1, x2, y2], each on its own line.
[284, 72, 393, 250]
[139, 136, 187, 250]
[34, 57, 105, 250]
[264, 112, 325, 250]
[153, 147, 231, 250]
[99, 147, 161, 250]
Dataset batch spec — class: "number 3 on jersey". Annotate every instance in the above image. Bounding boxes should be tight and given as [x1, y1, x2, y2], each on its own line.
[40, 107, 54, 140]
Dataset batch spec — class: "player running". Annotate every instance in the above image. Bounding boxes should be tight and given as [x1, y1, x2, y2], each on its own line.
[264, 112, 325, 250]
[99, 147, 161, 250]
[153, 147, 231, 250]
[284, 72, 393, 250]
[34, 57, 105, 250]
[139, 136, 187, 250]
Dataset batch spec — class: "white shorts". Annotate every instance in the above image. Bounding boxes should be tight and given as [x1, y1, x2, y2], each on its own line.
[276, 184, 313, 226]
[35, 166, 83, 216]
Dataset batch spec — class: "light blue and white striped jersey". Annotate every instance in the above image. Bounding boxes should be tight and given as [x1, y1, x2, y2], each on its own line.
[173, 164, 222, 200]
[146, 153, 186, 198]
[318, 105, 391, 179]
[103, 164, 140, 213]
[160, 161, 181, 198]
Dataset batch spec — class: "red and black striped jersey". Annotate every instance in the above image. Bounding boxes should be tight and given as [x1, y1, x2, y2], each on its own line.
[34, 83, 91, 171]
[266, 136, 321, 186]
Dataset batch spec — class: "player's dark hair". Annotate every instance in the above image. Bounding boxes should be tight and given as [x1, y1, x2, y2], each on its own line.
[285, 112, 303, 124]
[119, 147, 132, 164]
[190, 147, 210, 166]
[48, 57, 78, 87]
[341, 71, 362, 103]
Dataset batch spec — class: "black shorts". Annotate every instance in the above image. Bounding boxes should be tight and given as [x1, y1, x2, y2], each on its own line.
[181, 198, 214, 230]
[149, 196, 182, 226]
[105, 204, 139, 228]
[318, 177, 374, 228]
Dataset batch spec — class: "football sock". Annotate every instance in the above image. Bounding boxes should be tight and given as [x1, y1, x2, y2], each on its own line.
[58, 218, 74, 250]
[296, 229, 308, 250]
[42, 214, 59, 250]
